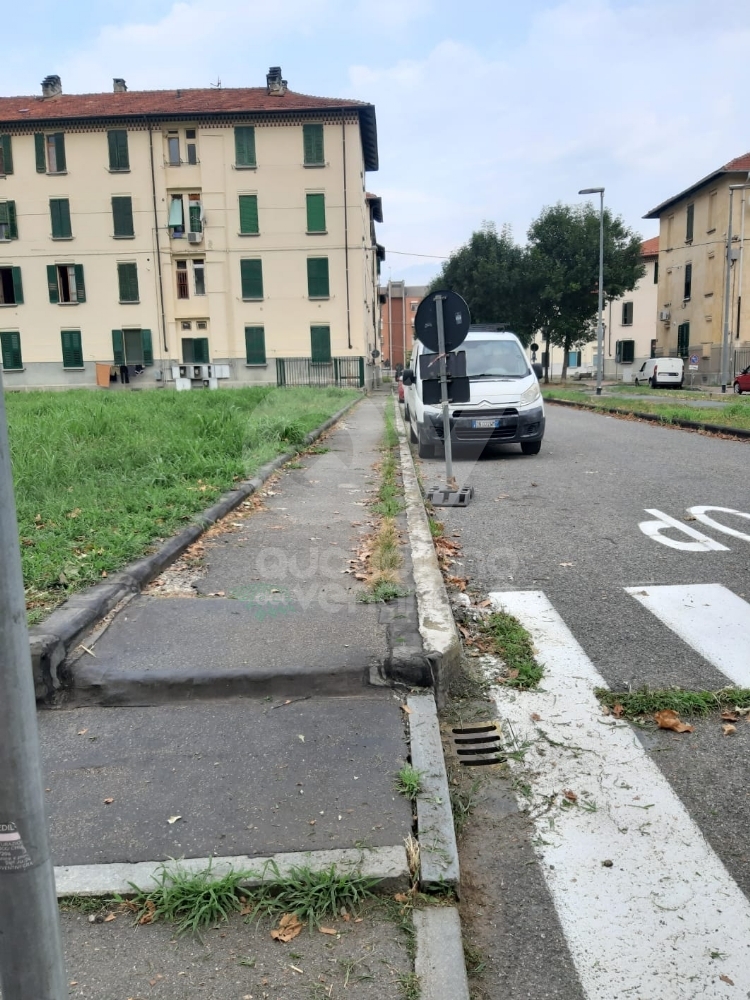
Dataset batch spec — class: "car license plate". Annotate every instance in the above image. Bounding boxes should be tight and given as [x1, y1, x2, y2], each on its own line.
[472, 418, 499, 429]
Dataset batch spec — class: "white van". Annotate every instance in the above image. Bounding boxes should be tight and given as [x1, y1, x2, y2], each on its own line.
[634, 357, 684, 388]
[402, 330, 545, 457]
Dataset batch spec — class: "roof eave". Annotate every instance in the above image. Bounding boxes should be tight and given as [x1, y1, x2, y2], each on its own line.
[642, 165, 750, 219]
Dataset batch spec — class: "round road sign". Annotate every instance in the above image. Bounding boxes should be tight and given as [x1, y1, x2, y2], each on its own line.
[414, 290, 471, 353]
[690, 354, 699, 364]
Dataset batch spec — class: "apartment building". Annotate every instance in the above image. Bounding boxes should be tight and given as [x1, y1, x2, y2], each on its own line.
[0, 68, 383, 389]
[644, 153, 750, 382]
[378, 282, 427, 369]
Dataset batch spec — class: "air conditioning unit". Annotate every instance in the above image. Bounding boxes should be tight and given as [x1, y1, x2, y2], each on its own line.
[187, 231, 203, 244]
[659, 310, 671, 322]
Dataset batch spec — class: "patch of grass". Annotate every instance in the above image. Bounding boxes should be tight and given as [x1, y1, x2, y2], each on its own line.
[59, 895, 113, 914]
[479, 611, 544, 688]
[428, 515, 444, 538]
[305, 444, 330, 454]
[357, 581, 410, 603]
[397, 972, 422, 1000]
[450, 777, 483, 837]
[241, 863, 380, 929]
[542, 388, 750, 432]
[596, 686, 750, 718]
[464, 943, 487, 977]
[8, 387, 357, 622]
[395, 764, 424, 801]
[128, 862, 249, 935]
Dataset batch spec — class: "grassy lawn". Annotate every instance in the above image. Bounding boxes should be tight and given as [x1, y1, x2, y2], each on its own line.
[6, 386, 357, 623]
[542, 387, 750, 433]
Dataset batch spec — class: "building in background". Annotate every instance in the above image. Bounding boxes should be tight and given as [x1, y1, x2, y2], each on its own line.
[0, 68, 381, 389]
[378, 282, 427, 369]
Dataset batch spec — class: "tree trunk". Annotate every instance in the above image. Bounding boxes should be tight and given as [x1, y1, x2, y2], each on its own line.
[543, 329, 550, 384]
[560, 338, 570, 382]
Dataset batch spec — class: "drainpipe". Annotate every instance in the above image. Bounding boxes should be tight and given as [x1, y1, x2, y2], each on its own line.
[342, 118, 352, 350]
[147, 116, 169, 356]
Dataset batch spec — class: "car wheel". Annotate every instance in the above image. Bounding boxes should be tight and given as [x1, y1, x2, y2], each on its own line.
[634, 378, 640, 386]
[404, 403, 410, 421]
[417, 426, 434, 459]
[734, 382, 743, 395]
[521, 440, 542, 455]
[409, 417, 418, 443]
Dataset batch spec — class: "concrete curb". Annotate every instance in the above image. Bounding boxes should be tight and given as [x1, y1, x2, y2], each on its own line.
[31, 395, 363, 701]
[546, 395, 750, 439]
[408, 693, 460, 892]
[54, 844, 409, 897]
[414, 907, 470, 1000]
[394, 401, 461, 701]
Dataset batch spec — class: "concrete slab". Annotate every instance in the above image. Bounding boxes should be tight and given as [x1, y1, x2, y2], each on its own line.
[39, 694, 412, 866]
[414, 907, 470, 1000]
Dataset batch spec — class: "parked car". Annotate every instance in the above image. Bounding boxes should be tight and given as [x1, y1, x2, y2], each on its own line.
[734, 366, 750, 394]
[633, 357, 684, 388]
[401, 330, 545, 457]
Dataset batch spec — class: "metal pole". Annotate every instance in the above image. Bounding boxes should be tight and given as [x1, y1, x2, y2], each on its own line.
[0, 369, 67, 1000]
[721, 189, 735, 394]
[434, 294, 454, 484]
[596, 190, 605, 396]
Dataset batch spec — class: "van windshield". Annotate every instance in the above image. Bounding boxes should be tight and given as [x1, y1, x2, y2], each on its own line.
[422, 339, 529, 378]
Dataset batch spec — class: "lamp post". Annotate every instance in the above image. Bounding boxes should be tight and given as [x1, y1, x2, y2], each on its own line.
[721, 184, 750, 392]
[579, 187, 605, 395]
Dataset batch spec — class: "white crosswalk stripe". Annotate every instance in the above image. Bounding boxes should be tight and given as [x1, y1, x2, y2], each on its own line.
[488, 589, 750, 1000]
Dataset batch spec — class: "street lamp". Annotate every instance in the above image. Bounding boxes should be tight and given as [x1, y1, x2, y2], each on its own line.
[721, 183, 750, 392]
[579, 187, 605, 395]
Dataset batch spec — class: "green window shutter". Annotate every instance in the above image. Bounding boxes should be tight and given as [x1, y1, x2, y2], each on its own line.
[74, 263, 86, 302]
[61, 330, 83, 368]
[47, 264, 60, 303]
[7, 201, 17, 239]
[0, 135, 13, 175]
[686, 204, 694, 242]
[0, 331, 22, 370]
[307, 257, 329, 297]
[54, 133, 66, 172]
[303, 124, 324, 165]
[117, 262, 139, 302]
[112, 196, 134, 237]
[108, 130, 129, 171]
[310, 325, 331, 363]
[239, 195, 259, 234]
[11, 267, 23, 304]
[234, 126, 256, 167]
[35, 133, 46, 172]
[677, 323, 690, 358]
[112, 329, 124, 366]
[50, 198, 71, 238]
[306, 193, 326, 232]
[0, 202, 7, 228]
[189, 203, 202, 233]
[622, 340, 635, 364]
[193, 337, 209, 364]
[244, 326, 266, 365]
[240, 259, 263, 299]
[141, 329, 153, 366]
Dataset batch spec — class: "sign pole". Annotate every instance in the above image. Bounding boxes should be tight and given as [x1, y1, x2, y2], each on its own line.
[434, 293, 454, 485]
[0, 368, 67, 1000]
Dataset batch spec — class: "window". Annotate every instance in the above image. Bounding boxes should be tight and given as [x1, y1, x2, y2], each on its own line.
[193, 259, 205, 296]
[117, 262, 139, 303]
[182, 337, 209, 363]
[107, 130, 129, 171]
[0, 201, 18, 240]
[567, 350, 582, 368]
[410, 301, 418, 312]
[653, 259, 659, 284]
[677, 322, 690, 358]
[112, 328, 153, 366]
[240, 259, 263, 299]
[234, 127, 256, 168]
[188, 193, 202, 233]
[306, 193, 326, 233]
[239, 195, 259, 234]
[167, 132, 180, 166]
[176, 260, 189, 299]
[50, 198, 72, 239]
[311, 325, 331, 363]
[245, 326, 266, 365]
[35, 132, 66, 173]
[0, 267, 23, 305]
[0, 135, 13, 175]
[307, 257, 330, 298]
[168, 194, 185, 236]
[169, 194, 202, 236]
[616, 339, 635, 363]
[186, 129, 198, 165]
[61, 329, 83, 368]
[621, 301, 633, 326]
[686, 203, 694, 242]
[684, 262, 692, 301]
[112, 196, 134, 238]
[0, 331, 22, 370]
[303, 124, 324, 166]
[707, 190, 717, 232]
[47, 264, 85, 304]
[650, 339, 657, 359]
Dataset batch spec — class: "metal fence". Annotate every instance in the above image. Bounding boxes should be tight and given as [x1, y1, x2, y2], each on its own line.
[735, 348, 750, 374]
[275, 357, 365, 389]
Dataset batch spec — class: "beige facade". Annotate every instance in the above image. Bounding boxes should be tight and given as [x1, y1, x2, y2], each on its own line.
[645, 154, 750, 383]
[0, 69, 382, 388]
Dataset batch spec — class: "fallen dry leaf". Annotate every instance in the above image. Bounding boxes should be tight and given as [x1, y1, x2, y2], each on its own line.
[654, 710, 693, 733]
[394, 893, 410, 903]
[563, 790, 578, 803]
[167, 815, 182, 824]
[530, 713, 541, 722]
[400, 704, 413, 715]
[318, 927, 337, 935]
[720, 974, 734, 985]
[342, 912, 351, 922]
[103, 797, 114, 805]
[612, 704, 624, 718]
[722, 724, 737, 736]
[271, 913, 303, 942]
[77, 729, 89, 736]
[721, 711, 739, 722]
[477, 598, 492, 608]
[104, 913, 117, 923]
[506, 668, 520, 680]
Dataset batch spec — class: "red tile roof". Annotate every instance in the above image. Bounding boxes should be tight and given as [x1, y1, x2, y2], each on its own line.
[644, 152, 750, 218]
[640, 236, 659, 257]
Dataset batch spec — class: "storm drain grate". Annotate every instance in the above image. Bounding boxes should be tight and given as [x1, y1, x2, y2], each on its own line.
[451, 723, 505, 766]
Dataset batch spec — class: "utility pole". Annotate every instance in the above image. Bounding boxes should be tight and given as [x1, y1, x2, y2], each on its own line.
[0, 369, 67, 999]
[579, 187, 606, 395]
[721, 184, 750, 392]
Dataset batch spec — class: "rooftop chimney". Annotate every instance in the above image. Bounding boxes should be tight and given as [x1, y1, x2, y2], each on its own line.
[113, 78, 127, 93]
[41, 75, 62, 98]
[266, 66, 287, 96]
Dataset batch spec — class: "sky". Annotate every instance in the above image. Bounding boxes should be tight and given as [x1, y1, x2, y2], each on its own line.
[3, 0, 750, 285]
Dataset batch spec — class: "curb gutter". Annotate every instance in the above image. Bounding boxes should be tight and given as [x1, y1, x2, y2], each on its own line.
[546, 395, 750, 439]
[394, 402, 461, 701]
[414, 907, 470, 1000]
[31, 395, 363, 701]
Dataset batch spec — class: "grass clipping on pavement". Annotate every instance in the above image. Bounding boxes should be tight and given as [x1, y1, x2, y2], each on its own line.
[8, 386, 357, 623]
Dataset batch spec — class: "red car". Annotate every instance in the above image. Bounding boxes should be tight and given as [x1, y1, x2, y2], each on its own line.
[398, 375, 405, 402]
[734, 366, 750, 394]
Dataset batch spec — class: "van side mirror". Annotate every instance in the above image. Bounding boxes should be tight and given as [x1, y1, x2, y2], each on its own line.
[402, 368, 415, 386]
[532, 363, 543, 379]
